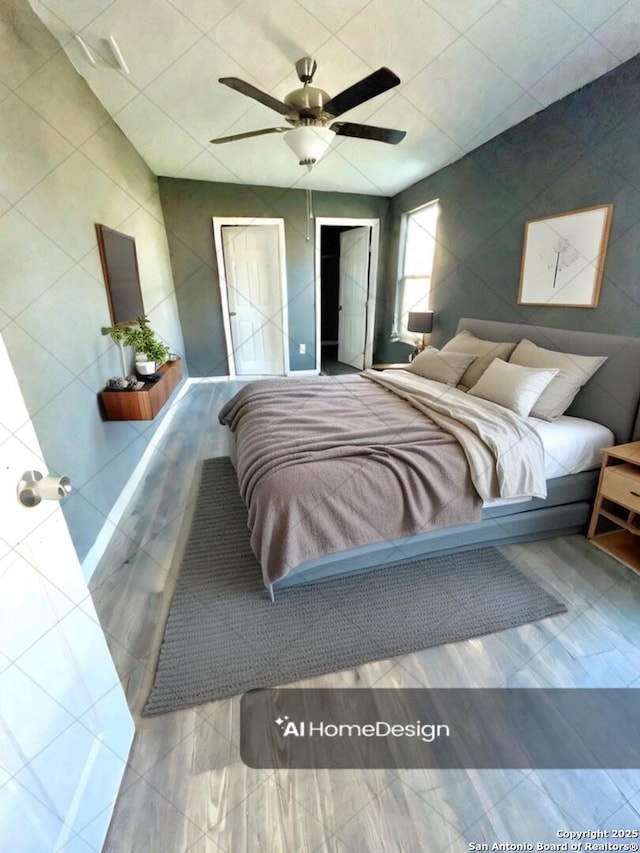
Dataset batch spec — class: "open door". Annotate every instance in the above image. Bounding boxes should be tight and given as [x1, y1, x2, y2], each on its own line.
[337, 226, 371, 370]
[0, 333, 134, 850]
[315, 218, 379, 375]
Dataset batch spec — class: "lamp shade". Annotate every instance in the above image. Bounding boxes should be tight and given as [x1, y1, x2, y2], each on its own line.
[407, 311, 434, 334]
[284, 126, 334, 167]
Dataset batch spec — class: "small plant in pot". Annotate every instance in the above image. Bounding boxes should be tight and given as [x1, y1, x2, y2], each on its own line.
[126, 315, 170, 375]
[102, 316, 170, 380]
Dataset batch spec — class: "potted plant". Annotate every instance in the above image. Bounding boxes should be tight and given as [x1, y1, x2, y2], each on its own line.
[124, 315, 170, 376]
[102, 315, 171, 378]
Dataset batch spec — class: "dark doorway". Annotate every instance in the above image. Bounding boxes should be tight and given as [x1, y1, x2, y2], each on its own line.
[320, 225, 360, 375]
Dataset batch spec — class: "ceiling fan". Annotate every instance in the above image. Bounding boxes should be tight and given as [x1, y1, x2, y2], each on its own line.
[210, 57, 406, 170]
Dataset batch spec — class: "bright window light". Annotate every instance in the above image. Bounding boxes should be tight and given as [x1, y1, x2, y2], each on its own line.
[393, 200, 439, 344]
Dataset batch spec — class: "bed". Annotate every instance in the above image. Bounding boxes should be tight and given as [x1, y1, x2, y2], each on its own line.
[219, 318, 640, 598]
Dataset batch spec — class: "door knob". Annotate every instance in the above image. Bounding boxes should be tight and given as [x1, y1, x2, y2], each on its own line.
[18, 470, 72, 508]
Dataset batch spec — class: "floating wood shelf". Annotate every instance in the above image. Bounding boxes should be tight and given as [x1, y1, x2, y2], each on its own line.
[99, 359, 182, 421]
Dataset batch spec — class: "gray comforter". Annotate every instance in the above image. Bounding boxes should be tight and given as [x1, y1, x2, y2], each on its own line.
[219, 374, 483, 586]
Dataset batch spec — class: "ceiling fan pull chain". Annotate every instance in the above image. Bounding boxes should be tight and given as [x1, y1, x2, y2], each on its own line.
[306, 189, 314, 241]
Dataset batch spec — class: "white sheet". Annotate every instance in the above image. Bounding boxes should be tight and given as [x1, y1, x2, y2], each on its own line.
[531, 414, 614, 479]
[483, 415, 613, 508]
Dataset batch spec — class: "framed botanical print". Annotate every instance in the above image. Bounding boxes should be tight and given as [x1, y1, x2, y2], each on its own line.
[517, 204, 613, 308]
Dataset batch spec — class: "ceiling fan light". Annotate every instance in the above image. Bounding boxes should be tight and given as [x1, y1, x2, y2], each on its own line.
[284, 126, 334, 168]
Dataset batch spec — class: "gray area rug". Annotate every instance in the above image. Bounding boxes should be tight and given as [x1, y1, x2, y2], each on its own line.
[144, 457, 567, 715]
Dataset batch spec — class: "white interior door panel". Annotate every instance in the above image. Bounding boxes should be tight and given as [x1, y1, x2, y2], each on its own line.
[220, 223, 286, 376]
[338, 226, 370, 370]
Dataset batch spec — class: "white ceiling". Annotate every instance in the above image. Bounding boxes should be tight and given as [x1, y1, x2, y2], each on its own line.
[32, 0, 640, 197]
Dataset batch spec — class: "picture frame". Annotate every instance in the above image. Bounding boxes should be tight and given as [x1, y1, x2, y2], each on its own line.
[517, 204, 613, 308]
[96, 223, 145, 325]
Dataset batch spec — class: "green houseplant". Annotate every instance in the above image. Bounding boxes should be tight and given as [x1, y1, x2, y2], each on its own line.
[102, 315, 170, 377]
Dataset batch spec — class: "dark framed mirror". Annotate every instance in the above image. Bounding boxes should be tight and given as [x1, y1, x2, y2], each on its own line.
[96, 223, 145, 325]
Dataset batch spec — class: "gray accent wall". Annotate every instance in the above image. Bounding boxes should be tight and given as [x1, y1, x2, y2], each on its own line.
[159, 178, 389, 375]
[377, 52, 640, 362]
[2, 0, 185, 570]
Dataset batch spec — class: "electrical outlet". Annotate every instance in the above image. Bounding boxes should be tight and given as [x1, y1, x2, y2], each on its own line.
[299, 343, 306, 354]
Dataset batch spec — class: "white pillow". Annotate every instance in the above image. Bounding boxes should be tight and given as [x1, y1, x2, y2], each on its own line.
[407, 347, 476, 385]
[441, 329, 517, 389]
[467, 358, 558, 417]
[509, 339, 608, 421]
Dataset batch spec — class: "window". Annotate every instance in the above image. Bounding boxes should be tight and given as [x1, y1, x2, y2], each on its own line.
[393, 200, 439, 343]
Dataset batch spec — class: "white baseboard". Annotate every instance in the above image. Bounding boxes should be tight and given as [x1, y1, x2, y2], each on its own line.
[81, 378, 191, 581]
[189, 371, 320, 381]
[81, 369, 320, 580]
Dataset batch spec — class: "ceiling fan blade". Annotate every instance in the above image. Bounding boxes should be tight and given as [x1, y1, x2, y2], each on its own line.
[323, 67, 401, 118]
[331, 122, 406, 144]
[219, 77, 291, 116]
[210, 127, 290, 144]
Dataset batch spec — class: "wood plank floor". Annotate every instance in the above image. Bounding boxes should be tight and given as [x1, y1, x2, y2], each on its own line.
[89, 381, 640, 853]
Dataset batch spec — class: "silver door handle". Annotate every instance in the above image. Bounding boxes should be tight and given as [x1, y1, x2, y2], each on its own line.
[18, 470, 72, 508]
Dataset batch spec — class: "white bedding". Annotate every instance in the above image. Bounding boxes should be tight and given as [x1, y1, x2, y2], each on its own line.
[367, 368, 613, 506]
[364, 369, 547, 501]
[483, 416, 613, 509]
[532, 415, 613, 479]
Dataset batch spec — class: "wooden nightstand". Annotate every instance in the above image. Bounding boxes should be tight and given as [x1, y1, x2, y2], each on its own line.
[587, 441, 640, 573]
[371, 363, 409, 370]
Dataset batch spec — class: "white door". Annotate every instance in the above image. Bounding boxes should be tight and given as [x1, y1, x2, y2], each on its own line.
[337, 227, 370, 369]
[0, 334, 134, 851]
[220, 224, 285, 376]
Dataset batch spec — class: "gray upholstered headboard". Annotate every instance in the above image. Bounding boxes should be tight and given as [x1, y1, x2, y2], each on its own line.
[456, 318, 640, 444]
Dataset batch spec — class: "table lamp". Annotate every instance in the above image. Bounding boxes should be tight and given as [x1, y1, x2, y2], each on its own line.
[407, 311, 434, 360]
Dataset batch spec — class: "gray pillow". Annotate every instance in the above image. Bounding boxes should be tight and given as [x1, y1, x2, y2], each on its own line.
[407, 346, 476, 385]
[509, 338, 608, 421]
[441, 329, 517, 389]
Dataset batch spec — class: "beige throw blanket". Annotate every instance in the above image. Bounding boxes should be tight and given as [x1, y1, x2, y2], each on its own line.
[364, 369, 546, 502]
[219, 375, 482, 586]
